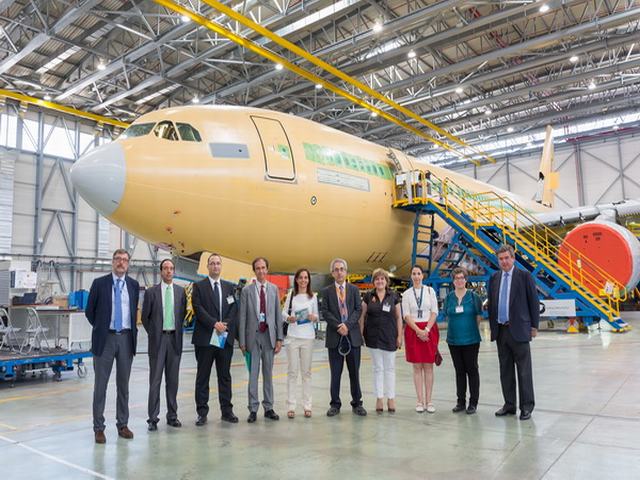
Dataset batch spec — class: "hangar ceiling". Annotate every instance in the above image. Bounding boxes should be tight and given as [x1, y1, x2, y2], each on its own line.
[1, 0, 639, 165]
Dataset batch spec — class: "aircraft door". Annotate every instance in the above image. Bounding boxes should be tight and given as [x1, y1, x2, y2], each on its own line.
[250, 116, 296, 181]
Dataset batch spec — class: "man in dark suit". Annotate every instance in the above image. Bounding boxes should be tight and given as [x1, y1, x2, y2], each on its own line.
[488, 244, 540, 421]
[192, 253, 239, 425]
[86, 249, 139, 444]
[141, 259, 186, 431]
[321, 258, 366, 417]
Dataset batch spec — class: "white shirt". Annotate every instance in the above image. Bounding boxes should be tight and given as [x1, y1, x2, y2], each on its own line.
[208, 276, 223, 322]
[401, 285, 438, 322]
[255, 280, 268, 320]
[282, 291, 318, 339]
[110, 273, 131, 330]
[161, 281, 175, 330]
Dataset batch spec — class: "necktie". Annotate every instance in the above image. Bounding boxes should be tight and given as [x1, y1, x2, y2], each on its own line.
[163, 284, 174, 330]
[114, 279, 123, 332]
[338, 285, 347, 322]
[498, 272, 509, 324]
[259, 285, 267, 332]
[213, 281, 221, 322]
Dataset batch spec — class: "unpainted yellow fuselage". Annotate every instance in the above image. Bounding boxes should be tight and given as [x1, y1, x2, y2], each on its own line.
[107, 106, 546, 274]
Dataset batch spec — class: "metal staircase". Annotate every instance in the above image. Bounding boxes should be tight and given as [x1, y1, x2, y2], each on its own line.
[393, 170, 630, 332]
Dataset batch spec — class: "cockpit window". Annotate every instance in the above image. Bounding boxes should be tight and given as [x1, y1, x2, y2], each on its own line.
[120, 122, 155, 139]
[153, 121, 179, 141]
[176, 123, 202, 142]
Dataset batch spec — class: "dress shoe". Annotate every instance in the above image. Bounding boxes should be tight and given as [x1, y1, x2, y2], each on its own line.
[352, 405, 367, 416]
[519, 410, 532, 421]
[247, 412, 257, 423]
[147, 422, 158, 432]
[195, 415, 207, 426]
[167, 419, 182, 428]
[117, 426, 134, 439]
[221, 413, 239, 424]
[326, 407, 340, 417]
[452, 404, 466, 413]
[94, 430, 106, 444]
[264, 409, 279, 420]
[495, 406, 517, 417]
[466, 405, 477, 415]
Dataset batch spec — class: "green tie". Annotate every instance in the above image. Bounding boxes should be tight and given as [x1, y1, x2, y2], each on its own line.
[163, 284, 174, 330]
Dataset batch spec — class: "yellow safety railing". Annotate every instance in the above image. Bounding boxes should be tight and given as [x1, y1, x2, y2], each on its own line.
[392, 170, 626, 322]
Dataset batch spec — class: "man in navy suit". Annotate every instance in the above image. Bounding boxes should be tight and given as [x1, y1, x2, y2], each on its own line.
[321, 258, 366, 417]
[86, 249, 140, 444]
[488, 244, 539, 421]
[192, 253, 240, 425]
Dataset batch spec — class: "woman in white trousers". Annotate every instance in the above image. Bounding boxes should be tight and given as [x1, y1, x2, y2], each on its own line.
[282, 268, 318, 418]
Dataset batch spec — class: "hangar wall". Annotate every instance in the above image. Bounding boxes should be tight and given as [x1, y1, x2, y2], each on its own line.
[0, 106, 165, 293]
[451, 131, 640, 209]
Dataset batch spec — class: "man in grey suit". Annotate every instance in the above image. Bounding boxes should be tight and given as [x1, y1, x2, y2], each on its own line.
[141, 259, 186, 431]
[86, 249, 139, 444]
[239, 257, 284, 423]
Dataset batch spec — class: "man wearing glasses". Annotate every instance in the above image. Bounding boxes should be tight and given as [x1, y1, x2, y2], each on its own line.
[321, 258, 366, 417]
[86, 249, 140, 444]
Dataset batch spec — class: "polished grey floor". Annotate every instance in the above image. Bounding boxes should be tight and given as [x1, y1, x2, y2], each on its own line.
[1, 320, 640, 480]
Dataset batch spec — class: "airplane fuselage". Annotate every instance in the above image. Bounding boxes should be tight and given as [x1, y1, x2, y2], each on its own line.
[71, 106, 548, 275]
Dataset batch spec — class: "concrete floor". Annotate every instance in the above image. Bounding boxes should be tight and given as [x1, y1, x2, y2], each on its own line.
[1, 320, 640, 480]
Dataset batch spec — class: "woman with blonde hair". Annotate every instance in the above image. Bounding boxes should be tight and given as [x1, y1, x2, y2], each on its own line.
[360, 268, 402, 413]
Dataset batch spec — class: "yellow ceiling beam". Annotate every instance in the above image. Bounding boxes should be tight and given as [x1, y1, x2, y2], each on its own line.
[154, 0, 480, 165]
[199, 0, 494, 164]
[0, 89, 130, 129]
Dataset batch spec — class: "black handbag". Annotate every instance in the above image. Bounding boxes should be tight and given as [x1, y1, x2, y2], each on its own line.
[284, 290, 294, 337]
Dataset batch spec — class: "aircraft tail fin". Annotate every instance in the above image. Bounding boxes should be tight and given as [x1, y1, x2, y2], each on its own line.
[535, 125, 558, 208]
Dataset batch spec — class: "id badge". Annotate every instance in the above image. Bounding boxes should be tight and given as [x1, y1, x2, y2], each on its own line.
[259, 312, 266, 323]
[226, 295, 235, 305]
[382, 303, 391, 313]
[417, 309, 423, 319]
[455, 305, 464, 314]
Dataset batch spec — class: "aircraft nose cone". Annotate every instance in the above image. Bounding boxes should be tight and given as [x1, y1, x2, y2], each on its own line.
[71, 142, 126, 216]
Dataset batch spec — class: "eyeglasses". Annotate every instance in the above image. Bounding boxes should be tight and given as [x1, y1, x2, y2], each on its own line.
[453, 276, 466, 281]
[113, 257, 129, 263]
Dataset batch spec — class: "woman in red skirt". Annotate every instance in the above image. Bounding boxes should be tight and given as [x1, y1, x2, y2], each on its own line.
[401, 265, 440, 413]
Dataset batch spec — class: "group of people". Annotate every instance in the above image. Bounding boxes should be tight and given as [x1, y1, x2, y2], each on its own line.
[86, 244, 539, 444]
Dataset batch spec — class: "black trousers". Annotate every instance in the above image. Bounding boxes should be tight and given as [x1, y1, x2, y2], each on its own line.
[328, 346, 362, 409]
[148, 334, 181, 423]
[496, 326, 535, 412]
[448, 343, 480, 407]
[195, 344, 234, 417]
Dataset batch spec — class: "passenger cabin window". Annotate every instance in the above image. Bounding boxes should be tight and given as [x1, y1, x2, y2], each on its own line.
[120, 122, 155, 139]
[176, 123, 202, 142]
[153, 121, 179, 141]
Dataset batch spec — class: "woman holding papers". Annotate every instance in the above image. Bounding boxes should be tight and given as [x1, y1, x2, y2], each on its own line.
[402, 265, 440, 414]
[282, 268, 319, 419]
[360, 268, 402, 413]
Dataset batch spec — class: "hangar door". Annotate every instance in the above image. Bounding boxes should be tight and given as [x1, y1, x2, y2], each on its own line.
[250, 116, 296, 181]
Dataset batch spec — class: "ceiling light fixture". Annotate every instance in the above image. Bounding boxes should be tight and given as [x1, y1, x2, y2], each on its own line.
[484, 109, 492, 116]
[97, 60, 106, 71]
[43, 94, 52, 101]
[507, 126, 514, 133]
[588, 81, 596, 90]
[539, 4, 550, 13]
[275, 63, 284, 71]
[192, 96, 200, 104]
[569, 55, 579, 63]
[315, 83, 323, 90]
[407, 50, 416, 59]
[370, 111, 378, 117]
[181, 15, 191, 23]
[372, 22, 383, 33]
[455, 87, 463, 94]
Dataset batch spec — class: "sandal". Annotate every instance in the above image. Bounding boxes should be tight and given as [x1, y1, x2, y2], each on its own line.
[287, 411, 295, 419]
[426, 403, 436, 413]
[415, 403, 425, 413]
[304, 410, 312, 418]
